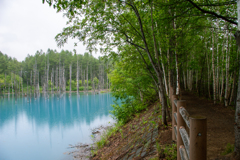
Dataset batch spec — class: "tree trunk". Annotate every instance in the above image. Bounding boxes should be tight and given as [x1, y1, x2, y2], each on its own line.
[234, 48, 240, 159]
[206, 45, 211, 99]
[216, 44, 219, 101]
[225, 31, 229, 107]
[69, 64, 72, 95]
[159, 44, 168, 96]
[220, 43, 225, 102]
[230, 65, 237, 106]
[168, 47, 171, 97]
[77, 59, 79, 94]
[175, 48, 181, 96]
[233, 3, 240, 156]
[87, 64, 88, 92]
[234, 66, 240, 158]
[212, 31, 216, 104]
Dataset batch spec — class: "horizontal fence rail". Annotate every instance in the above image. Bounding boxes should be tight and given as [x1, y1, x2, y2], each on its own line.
[179, 145, 189, 160]
[170, 87, 207, 160]
[179, 127, 190, 157]
[179, 107, 190, 128]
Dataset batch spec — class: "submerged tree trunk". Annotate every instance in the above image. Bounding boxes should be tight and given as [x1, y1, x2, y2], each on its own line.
[69, 64, 72, 95]
[87, 64, 88, 92]
[77, 60, 79, 94]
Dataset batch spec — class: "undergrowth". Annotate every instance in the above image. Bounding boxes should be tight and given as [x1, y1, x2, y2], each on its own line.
[111, 99, 148, 124]
[155, 142, 177, 160]
[95, 121, 124, 149]
[222, 143, 234, 155]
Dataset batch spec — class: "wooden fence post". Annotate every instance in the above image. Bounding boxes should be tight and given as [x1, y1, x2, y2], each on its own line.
[177, 100, 186, 160]
[172, 94, 178, 141]
[190, 116, 207, 160]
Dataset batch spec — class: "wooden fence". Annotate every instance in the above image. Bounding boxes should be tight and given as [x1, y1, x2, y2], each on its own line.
[170, 88, 207, 160]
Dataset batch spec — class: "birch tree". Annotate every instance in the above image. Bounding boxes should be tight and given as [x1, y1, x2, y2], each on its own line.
[234, 1, 240, 157]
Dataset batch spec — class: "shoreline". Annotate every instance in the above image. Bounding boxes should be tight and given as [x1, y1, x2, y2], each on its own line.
[66, 124, 115, 160]
[0, 89, 110, 96]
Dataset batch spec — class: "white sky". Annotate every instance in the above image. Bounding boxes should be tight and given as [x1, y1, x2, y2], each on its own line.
[0, 0, 91, 62]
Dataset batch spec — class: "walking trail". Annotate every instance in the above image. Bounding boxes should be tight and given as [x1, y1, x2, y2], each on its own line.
[181, 91, 235, 159]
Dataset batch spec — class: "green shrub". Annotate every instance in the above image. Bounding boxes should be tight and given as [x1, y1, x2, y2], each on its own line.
[79, 86, 92, 91]
[111, 99, 147, 124]
[65, 86, 92, 91]
[222, 143, 234, 155]
[164, 144, 177, 160]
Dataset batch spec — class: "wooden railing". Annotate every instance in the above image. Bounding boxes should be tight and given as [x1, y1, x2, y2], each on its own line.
[170, 88, 207, 160]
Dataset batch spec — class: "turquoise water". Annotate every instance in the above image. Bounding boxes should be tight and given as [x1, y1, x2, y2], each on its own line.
[0, 93, 115, 160]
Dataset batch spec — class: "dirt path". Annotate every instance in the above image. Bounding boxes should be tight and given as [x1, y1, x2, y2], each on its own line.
[181, 91, 235, 160]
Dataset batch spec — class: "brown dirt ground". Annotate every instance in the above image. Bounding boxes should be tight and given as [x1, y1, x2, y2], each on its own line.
[90, 103, 174, 160]
[88, 91, 235, 160]
[181, 91, 235, 160]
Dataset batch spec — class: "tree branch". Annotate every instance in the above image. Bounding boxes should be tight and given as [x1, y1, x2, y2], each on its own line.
[186, 0, 237, 25]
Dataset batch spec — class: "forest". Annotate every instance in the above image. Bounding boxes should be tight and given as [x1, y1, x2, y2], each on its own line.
[0, 49, 110, 94]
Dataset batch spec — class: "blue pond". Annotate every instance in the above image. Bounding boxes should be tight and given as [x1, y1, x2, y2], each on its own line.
[0, 92, 115, 160]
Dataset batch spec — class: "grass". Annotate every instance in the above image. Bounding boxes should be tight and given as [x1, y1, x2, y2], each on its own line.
[222, 143, 234, 155]
[155, 142, 177, 160]
[96, 122, 123, 149]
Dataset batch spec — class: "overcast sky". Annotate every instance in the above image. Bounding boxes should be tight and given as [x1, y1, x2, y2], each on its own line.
[0, 0, 88, 62]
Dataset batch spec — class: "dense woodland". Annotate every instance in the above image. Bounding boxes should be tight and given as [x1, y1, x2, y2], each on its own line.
[0, 49, 110, 93]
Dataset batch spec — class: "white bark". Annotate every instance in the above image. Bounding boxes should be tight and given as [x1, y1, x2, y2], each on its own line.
[167, 47, 171, 97]
[159, 44, 168, 96]
[87, 64, 88, 92]
[175, 49, 180, 95]
[77, 59, 79, 94]
[69, 64, 72, 95]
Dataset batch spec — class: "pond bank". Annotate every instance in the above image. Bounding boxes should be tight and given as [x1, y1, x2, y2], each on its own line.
[70, 102, 175, 160]
[66, 125, 113, 159]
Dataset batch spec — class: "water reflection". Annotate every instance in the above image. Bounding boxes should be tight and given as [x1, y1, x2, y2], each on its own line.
[0, 93, 115, 160]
